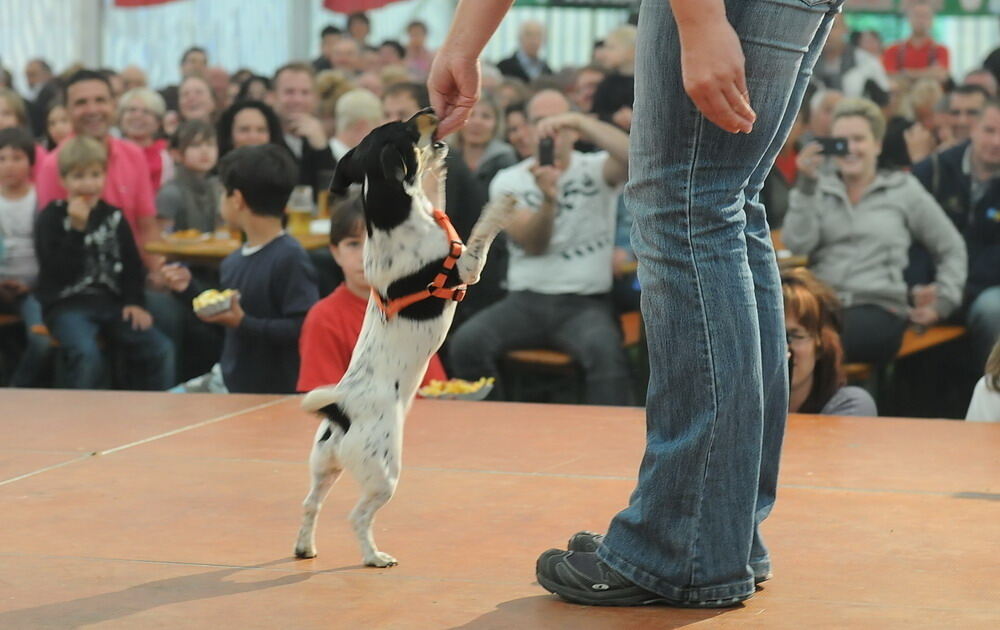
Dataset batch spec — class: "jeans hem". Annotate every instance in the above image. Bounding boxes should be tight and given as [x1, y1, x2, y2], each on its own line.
[598, 542, 755, 604]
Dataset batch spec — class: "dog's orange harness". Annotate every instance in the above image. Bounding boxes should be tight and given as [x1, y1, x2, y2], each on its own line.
[371, 208, 467, 319]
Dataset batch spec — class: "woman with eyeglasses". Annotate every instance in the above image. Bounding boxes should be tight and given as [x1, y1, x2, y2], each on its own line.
[118, 88, 173, 192]
[783, 267, 876, 416]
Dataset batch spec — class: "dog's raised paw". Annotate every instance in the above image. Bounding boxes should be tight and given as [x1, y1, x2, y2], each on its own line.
[364, 552, 398, 567]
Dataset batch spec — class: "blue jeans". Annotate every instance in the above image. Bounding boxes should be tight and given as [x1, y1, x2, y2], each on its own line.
[6, 294, 51, 387]
[47, 297, 175, 390]
[597, 0, 841, 604]
[968, 286, 1000, 371]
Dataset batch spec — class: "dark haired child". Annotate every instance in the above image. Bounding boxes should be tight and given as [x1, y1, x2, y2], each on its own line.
[0, 127, 50, 386]
[162, 144, 318, 393]
[296, 193, 446, 392]
[34, 136, 174, 389]
[156, 119, 222, 234]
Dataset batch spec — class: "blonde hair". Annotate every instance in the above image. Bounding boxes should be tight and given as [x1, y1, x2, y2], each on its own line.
[379, 65, 411, 89]
[315, 69, 356, 121]
[605, 25, 637, 50]
[833, 97, 886, 142]
[335, 88, 383, 134]
[0, 88, 28, 127]
[119, 87, 166, 119]
[58, 136, 107, 177]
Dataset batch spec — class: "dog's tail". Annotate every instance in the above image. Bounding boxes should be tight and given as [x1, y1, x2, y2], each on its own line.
[302, 387, 352, 434]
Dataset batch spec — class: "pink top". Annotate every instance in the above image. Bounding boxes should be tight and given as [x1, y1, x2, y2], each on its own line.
[35, 135, 157, 243]
[32, 145, 47, 182]
[139, 138, 174, 192]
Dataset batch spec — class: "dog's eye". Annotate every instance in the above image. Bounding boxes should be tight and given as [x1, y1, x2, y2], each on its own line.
[433, 141, 446, 150]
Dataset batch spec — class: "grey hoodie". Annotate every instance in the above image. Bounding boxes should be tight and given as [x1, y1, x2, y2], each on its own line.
[784, 170, 967, 318]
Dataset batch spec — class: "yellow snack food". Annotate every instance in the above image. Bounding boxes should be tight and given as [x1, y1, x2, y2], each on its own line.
[192, 289, 237, 315]
[419, 377, 495, 398]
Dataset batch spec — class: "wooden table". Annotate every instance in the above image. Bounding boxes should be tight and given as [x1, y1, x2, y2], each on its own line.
[145, 233, 329, 265]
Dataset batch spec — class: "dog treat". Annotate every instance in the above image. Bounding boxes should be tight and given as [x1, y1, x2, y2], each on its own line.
[192, 289, 236, 317]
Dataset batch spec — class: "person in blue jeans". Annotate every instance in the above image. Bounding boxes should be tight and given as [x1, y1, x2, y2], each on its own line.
[34, 137, 174, 390]
[430, 0, 843, 608]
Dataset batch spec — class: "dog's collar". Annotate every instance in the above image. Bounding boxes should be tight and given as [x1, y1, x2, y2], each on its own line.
[371, 208, 467, 319]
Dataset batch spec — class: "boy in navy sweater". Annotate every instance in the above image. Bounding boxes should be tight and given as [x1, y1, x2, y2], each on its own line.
[163, 144, 318, 393]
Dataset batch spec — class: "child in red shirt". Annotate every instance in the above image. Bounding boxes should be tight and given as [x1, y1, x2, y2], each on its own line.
[297, 194, 447, 392]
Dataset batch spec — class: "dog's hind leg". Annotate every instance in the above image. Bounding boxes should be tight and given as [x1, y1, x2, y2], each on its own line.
[294, 420, 344, 559]
[456, 194, 518, 285]
[348, 435, 402, 567]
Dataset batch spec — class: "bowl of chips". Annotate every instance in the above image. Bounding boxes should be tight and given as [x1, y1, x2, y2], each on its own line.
[167, 229, 210, 244]
[419, 377, 495, 401]
[192, 289, 237, 317]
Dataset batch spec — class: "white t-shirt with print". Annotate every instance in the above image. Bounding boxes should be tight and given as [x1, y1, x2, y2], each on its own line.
[0, 187, 39, 285]
[489, 151, 617, 295]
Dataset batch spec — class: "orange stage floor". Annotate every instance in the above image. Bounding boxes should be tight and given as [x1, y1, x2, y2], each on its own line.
[0, 390, 997, 629]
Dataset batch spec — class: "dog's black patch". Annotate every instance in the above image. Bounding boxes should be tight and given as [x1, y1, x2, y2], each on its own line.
[394, 381, 400, 396]
[318, 427, 332, 442]
[382, 257, 464, 320]
[318, 403, 351, 433]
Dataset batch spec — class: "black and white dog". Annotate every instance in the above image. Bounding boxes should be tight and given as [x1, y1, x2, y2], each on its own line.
[294, 109, 514, 567]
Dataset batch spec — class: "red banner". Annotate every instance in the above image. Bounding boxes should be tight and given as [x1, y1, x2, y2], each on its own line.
[114, 0, 179, 6]
[322, 0, 401, 12]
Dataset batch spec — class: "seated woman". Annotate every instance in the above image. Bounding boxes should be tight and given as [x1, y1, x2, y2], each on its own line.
[215, 100, 285, 159]
[783, 97, 967, 365]
[783, 268, 877, 416]
[118, 88, 172, 192]
[451, 93, 518, 198]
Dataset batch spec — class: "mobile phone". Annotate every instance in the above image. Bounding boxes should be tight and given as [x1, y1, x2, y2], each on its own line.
[538, 137, 554, 166]
[817, 137, 849, 156]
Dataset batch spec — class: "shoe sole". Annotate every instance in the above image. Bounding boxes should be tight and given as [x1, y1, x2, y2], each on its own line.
[536, 572, 667, 606]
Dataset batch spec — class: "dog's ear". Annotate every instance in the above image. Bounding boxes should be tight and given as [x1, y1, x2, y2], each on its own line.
[379, 144, 408, 184]
[330, 147, 357, 196]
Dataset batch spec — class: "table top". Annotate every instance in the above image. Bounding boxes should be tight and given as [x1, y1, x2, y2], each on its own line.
[145, 232, 329, 263]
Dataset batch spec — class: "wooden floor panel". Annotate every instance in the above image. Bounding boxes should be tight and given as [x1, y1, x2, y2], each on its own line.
[1, 391, 997, 629]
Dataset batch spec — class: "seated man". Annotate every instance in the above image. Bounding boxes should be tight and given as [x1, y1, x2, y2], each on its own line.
[447, 89, 633, 405]
[911, 98, 1000, 371]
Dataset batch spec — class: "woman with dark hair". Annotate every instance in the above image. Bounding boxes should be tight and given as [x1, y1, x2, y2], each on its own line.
[235, 75, 271, 103]
[783, 267, 876, 416]
[215, 100, 284, 158]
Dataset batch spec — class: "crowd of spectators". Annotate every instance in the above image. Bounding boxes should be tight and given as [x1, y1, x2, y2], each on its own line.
[0, 2, 998, 420]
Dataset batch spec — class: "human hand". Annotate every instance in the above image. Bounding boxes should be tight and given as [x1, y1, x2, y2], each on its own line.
[611, 106, 633, 132]
[122, 305, 153, 331]
[535, 112, 583, 139]
[612, 247, 635, 277]
[0, 278, 30, 297]
[67, 196, 95, 231]
[909, 305, 940, 327]
[530, 163, 562, 203]
[676, 18, 755, 134]
[161, 263, 192, 293]
[197, 292, 244, 328]
[911, 283, 938, 309]
[796, 142, 824, 181]
[428, 49, 481, 138]
[289, 113, 328, 150]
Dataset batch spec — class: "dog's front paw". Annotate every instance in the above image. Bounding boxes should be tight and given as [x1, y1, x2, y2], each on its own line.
[364, 551, 398, 567]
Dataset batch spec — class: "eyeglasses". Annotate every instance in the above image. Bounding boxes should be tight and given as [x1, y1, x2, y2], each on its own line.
[122, 106, 157, 117]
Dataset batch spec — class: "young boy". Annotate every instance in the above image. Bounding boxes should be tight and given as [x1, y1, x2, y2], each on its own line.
[296, 194, 446, 392]
[0, 127, 49, 386]
[163, 144, 319, 394]
[156, 119, 222, 234]
[34, 136, 174, 390]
